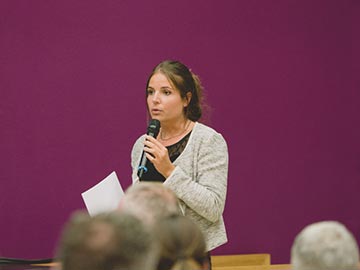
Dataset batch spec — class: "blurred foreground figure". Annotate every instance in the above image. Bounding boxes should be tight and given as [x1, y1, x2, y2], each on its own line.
[118, 181, 181, 226]
[291, 221, 359, 270]
[154, 214, 209, 270]
[56, 211, 158, 270]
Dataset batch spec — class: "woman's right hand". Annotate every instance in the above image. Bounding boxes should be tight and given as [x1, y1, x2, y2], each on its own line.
[143, 135, 175, 178]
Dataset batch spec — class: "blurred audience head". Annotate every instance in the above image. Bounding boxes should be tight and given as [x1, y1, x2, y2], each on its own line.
[154, 214, 208, 270]
[56, 210, 158, 270]
[118, 182, 181, 225]
[291, 221, 359, 270]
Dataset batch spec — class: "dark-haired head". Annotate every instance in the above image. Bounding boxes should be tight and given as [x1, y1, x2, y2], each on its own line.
[146, 60, 204, 122]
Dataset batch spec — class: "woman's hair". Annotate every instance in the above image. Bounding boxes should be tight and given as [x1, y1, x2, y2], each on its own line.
[154, 214, 208, 270]
[146, 60, 205, 122]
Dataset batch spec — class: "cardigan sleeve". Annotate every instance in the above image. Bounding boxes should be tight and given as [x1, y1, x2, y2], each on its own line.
[131, 135, 146, 184]
[163, 131, 228, 223]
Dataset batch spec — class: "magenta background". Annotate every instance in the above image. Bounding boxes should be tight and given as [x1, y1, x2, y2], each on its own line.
[1, 0, 359, 263]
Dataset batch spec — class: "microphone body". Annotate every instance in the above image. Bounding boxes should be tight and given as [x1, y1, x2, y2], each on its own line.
[137, 119, 161, 179]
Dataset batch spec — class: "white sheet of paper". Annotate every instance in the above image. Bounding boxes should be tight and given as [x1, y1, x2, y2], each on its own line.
[81, 171, 124, 216]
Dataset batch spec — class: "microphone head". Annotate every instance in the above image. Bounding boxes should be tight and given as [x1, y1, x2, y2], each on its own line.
[147, 119, 161, 137]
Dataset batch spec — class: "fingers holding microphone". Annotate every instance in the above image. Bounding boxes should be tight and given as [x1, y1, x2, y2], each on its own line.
[143, 135, 167, 162]
[143, 135, 175, 178]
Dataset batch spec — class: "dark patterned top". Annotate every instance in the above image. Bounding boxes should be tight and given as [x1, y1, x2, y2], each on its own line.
[140, 131, 192, 182]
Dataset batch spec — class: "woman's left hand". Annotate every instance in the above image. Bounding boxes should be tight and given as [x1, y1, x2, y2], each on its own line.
[143, 135, 175, 178]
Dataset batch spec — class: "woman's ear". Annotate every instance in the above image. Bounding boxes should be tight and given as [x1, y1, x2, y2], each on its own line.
[184, 92, 192, 107]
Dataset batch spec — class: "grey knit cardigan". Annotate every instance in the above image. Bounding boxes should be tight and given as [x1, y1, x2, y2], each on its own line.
[131, 122, 228, 251]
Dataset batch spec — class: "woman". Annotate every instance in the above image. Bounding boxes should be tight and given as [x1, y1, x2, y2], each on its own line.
[131, 60, 228, 268]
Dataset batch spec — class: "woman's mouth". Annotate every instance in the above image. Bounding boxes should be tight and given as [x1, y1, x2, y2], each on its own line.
[151, 109, 161, 114]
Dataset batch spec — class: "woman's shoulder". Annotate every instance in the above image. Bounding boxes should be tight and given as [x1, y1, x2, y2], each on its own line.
[193, 122, 227, 144]
[194, 122, 223, 137]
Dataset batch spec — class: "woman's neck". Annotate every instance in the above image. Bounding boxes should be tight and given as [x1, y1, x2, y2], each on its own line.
[159, 119, 193, 142]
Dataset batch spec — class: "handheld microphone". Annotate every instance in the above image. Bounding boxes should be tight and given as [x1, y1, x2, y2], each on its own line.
[137, 119, 161, 179]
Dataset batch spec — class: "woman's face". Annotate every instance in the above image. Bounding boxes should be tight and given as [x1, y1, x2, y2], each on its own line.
[147, 72, 188, 124]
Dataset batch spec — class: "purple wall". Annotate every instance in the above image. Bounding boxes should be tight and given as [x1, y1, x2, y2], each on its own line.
[1, 0, 359, 263]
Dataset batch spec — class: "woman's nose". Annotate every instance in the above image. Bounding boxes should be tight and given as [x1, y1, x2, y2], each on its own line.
[151, 92, 160, 103]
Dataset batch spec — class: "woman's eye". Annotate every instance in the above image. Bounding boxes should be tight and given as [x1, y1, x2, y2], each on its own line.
[164, 90, 171, 95]
[147, 89, 154, 95]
